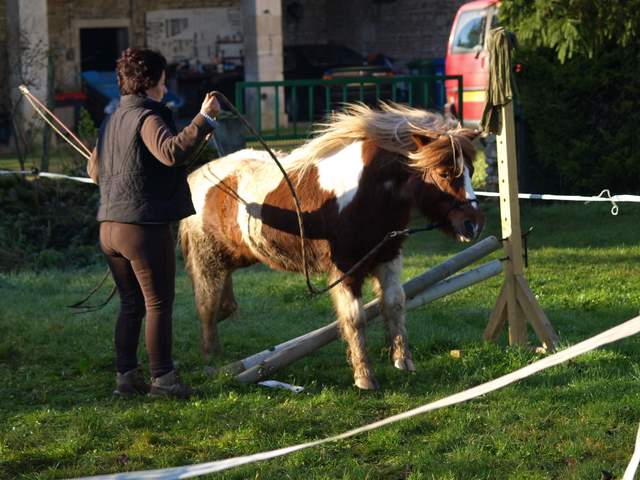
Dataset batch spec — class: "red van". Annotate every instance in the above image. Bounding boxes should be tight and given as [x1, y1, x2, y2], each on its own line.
[445, 0, 499, 126]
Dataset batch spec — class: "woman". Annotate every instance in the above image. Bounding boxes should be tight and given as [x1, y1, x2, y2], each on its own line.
[87, 48, 220, 398]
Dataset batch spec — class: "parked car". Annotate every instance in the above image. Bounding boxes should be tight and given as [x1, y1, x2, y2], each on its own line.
[445, 0, 499, 126]
[283, 44, 394, 121]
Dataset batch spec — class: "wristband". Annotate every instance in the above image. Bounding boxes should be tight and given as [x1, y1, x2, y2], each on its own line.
[200, 111, 219, 129]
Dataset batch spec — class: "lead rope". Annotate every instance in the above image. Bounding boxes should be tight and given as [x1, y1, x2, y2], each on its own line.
[211, 92, 326, 295]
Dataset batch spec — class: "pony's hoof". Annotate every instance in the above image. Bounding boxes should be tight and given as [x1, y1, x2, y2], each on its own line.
[354, 376, 379, 390]
[393, 358, 416, 372]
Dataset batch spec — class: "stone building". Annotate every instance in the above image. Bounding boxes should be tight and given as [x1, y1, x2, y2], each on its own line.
[0, 0, 466, 152]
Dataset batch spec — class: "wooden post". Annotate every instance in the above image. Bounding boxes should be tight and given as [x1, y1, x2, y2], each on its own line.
[483, 101, 559, 350]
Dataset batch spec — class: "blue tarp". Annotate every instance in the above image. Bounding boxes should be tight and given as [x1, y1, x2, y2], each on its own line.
[81, 70, 184, 110]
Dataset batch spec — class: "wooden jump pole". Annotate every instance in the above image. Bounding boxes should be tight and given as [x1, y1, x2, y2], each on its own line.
[235, 260, 503, 384]
[480, 28, 559, 350]
[221, 235, 501, 377]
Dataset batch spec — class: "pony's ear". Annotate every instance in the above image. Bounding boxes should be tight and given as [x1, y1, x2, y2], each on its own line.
[412, 134, 431, 148]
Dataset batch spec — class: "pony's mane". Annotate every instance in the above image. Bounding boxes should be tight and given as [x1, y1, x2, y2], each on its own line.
[285, 102, 474, 176]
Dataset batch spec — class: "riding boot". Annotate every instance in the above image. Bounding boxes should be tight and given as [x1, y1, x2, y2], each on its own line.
[149, 370, 194, 399]
[114, 366, 150, 397]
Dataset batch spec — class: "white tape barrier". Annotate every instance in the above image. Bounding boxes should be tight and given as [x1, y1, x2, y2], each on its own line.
[623, 422, 640, 480]
[78, 315, 640, 480]
[476, 189, 640, 215]
[0, 169, 95, 184]
[2, 169, 639, 213]
[476, 191, 640, 202]
[257, 380, 304, 393]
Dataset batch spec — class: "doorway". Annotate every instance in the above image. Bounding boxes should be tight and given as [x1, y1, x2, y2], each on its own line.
[80, 27, 129, 71]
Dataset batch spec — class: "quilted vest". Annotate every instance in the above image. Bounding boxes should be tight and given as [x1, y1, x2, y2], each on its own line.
[96, 95, 195, 223]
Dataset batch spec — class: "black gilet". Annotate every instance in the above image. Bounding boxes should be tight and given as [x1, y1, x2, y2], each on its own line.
[96, 95, 195, 223]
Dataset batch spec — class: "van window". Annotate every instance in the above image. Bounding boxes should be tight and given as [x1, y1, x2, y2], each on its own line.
[452, 9, 487, 53]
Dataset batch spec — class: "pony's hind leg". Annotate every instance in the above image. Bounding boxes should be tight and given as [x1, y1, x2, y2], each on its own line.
[193, 271, 230, 359]
[330, 273, 377, 390]
[373, 255, 415, 372]
[179, 219, 232, 360]
[217, 275, 238, 322]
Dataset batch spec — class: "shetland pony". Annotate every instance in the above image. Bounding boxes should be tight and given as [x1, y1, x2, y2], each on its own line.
[180, 103, 485, 389]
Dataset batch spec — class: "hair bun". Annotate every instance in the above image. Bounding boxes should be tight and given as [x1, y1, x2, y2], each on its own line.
[115, 48, 167, 96]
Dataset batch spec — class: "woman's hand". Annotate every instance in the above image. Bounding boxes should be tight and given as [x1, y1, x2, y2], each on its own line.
[201, 92, 221, 118]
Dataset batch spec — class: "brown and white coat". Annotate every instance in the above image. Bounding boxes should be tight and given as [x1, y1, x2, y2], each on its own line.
[180, 103, 485, 389]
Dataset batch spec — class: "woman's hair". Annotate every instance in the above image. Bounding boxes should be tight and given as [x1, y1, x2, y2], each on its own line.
[116, 48, 167, 95]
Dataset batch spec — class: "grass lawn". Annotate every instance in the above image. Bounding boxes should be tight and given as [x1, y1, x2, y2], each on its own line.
[0, 152, 82, 174]
[1, 201, 639, 479]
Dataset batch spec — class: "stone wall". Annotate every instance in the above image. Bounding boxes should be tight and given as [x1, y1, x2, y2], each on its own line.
[0, 1, 8, 112]
[283, 0, 465, 69]
[282, 0, 328, 46]
[0, 0, 9, 153]
[6, 0, 466, 95]
[326, 0, 466, 69]
[47, 0, 239, 91]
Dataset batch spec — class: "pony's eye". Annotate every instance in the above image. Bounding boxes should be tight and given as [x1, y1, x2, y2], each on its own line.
[439, 172, 451, 179]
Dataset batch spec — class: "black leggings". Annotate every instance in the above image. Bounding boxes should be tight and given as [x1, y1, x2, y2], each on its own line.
[100, 222, 175, 377]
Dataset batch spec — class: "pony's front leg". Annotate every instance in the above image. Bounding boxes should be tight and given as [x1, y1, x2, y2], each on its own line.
[373, 255, 415, 372]
[330, 273, 377, 390]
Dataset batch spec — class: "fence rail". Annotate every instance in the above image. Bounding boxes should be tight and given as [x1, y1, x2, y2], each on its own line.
[234, 75, 463, 142]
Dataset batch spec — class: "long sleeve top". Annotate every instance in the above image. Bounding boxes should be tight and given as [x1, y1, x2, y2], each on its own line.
[87, 112, 212, 184]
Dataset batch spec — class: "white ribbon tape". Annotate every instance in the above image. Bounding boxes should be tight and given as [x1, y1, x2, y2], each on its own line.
[623, 421, 640, 480]
[476, 189, 640, 216]
[475, 190, 640, 203]
[0, 170, 95, 184]
[2, 168, 639, 214]
[77, 315, 640, 480]
[257, 380, 304, 393]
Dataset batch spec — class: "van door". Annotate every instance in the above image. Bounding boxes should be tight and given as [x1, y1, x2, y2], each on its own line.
[445, 3, 496, 126]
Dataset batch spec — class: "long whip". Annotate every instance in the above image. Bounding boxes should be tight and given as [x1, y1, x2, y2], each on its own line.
[18, 85, 92, 160]
[17, 85, 115, 311]
[211, 92, 325, 295]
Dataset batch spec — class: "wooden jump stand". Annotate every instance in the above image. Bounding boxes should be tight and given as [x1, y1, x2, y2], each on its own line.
[480, 39, 559, 350]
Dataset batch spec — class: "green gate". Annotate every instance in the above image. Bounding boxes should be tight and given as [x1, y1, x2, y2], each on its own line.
[233, 75, 463, 143]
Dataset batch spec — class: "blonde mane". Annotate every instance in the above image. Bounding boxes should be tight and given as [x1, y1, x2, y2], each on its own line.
[285, 102, 474, 176]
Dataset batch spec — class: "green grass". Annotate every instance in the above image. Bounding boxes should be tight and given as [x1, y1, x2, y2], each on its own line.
[0, 152, 80, 174]
[0, 155, 32, 172]
[1, 201, 640, 479]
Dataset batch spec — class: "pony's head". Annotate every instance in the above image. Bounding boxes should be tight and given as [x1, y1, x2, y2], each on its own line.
[283, 102, 485, 242]
[406, 129, 484, 242]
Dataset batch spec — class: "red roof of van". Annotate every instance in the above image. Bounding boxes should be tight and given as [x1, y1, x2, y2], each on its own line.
[457, 0, 499, 11]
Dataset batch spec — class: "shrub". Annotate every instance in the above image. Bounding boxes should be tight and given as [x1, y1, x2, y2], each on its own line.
[33, 249, 66, 270]
[0, 175, 100, 271]
[514, 46, 640, 194]
[499, 1, 640, 194]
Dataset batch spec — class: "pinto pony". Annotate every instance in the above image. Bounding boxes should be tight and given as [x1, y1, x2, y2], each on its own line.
[179, 103, 485, 389]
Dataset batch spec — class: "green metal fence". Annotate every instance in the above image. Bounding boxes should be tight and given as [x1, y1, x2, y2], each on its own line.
[234, 75, 463, 143]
